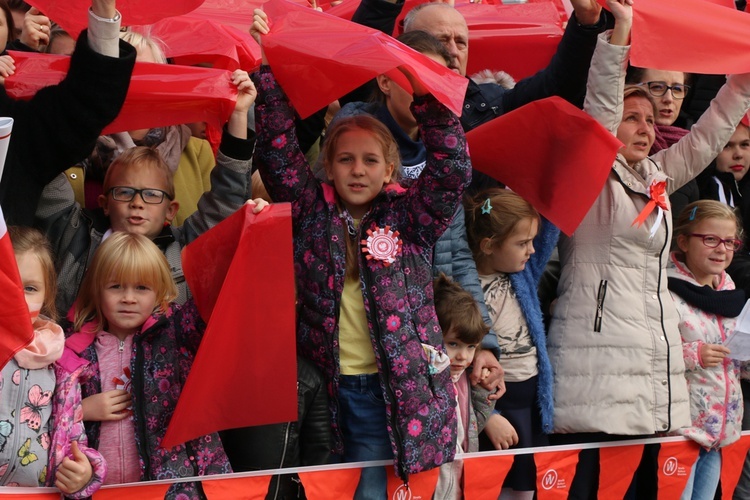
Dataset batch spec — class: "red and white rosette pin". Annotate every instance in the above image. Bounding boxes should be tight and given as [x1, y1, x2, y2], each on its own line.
[113, 366, 132, 392]
[361, 225, 402, 266]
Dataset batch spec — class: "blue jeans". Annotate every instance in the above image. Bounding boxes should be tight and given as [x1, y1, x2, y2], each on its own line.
[681, 448, 721, 500]
[338, 374, 393, 500]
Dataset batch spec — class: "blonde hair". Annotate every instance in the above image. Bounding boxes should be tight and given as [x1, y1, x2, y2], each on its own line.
[623, 85, 658, 115]
[673, 200, 742, 257]
[102, 146, 175, 199]
[9, 226, 58, 321]
[465, 188, 540, 264]
[73, 233, 178, 332]
[119, 31, 167, 64]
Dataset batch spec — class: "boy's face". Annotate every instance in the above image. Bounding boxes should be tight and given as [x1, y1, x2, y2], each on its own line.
[443, 328, 477, 379]
[99, 165, 179, 240]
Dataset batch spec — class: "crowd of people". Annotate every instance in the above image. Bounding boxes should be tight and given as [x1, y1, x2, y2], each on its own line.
[2, 0, 750, 498]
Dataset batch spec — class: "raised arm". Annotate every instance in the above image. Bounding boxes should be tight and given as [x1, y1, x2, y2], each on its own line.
[0, 0, 136, 225]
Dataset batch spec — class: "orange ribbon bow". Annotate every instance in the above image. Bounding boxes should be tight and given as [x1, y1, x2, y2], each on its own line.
[632, 180, 668, 228]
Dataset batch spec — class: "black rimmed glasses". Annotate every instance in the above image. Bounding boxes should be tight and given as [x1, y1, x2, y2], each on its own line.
[689, 233, 742, 251]
[636, 81, 690, 100]
[107, 186, 173, 204]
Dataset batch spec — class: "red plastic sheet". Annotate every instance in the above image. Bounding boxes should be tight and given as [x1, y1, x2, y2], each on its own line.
[0, 208, 34, 373]
[138, 15, 262, 71]
[326, 0, 565, 80]
[27, 0, 205, 36]
[261, 0, 467, 118]
[465, 96, 622, 236]
[161, 204, 297, 449]
[5, 52, 238, 134]
[631, 0, 750, 74]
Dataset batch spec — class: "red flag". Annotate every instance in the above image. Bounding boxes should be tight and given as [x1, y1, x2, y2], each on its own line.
[456, 2, 564, 80]
[261, 0, 467, 118]
[5, 53, 237, 134]
[598, 444, 644, 499]
[721, 435, 750, 498]
[463, 454, 515, 499]
[0, 206, 35, 372]
[631, 0, 750, 74]
[27, 0, 205, 37]
[465, 96, 622, 236]
[656, 440, 700, 500]
[298, 467, 362, 499]
[386, 466, 439, 498]
[161, 204, 297, 448]
[535, 448, 580, 499]
[140, 15, 262, 71]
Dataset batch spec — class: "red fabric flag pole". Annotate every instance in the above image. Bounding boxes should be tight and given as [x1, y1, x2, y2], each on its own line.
[5, 53, 238, 134]
[465, 96, 622, 236]
[0, 206, 35, 372]
[631, 0, 750, 74]
[27, 0, 205, 37]
[161, 204, 297, 449]
[261, 0, 467, 119]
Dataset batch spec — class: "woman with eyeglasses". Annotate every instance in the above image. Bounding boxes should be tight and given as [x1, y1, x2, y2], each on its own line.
[547, 0, 750, 496]
[626, 67, 698, 224]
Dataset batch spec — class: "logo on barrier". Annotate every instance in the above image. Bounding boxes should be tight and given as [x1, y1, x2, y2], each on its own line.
[542, 469, 559, 490]
[392, 483, 414, 500]
[662, 456, 688, 477]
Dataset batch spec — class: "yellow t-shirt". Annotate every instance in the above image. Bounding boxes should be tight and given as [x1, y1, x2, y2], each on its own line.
[339, 274, 377, 374]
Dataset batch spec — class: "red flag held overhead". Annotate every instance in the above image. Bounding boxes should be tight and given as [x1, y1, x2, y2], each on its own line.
[161, 204, 297, 448]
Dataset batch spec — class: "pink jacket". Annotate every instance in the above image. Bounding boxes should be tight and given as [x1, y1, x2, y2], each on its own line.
[668, 255, 750, 449]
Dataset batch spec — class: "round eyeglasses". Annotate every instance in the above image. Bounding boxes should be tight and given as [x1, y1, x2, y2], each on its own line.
[107, 186, 173, 204]
[636, 81, 690, 100]
[689, 233, 742, 251]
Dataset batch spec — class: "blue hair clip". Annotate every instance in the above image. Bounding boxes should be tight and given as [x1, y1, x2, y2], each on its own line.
[689, 206, 698, 221]
[481, 198, 492, 215]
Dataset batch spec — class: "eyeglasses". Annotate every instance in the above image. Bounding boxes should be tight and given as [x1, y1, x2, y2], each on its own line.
[107, 186, 172, 204]
[689, 233, 742, 251]
[636, 81, 690, 100]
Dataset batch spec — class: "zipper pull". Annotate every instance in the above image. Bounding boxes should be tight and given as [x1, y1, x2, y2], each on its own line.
[119, 340, 125, 352]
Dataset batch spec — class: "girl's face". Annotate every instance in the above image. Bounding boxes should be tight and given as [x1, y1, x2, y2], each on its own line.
[677, 217, 738, 287]
[100, 280, 157, 340]
[16, 251, 46, 321]
[443, 327, 477, 379]
[327, 128, 395, 219]
[715, 125, 750, 182]
[477, 217, 538, 275]
[639, 69, 686, 127]
[617, 96, 656, 166]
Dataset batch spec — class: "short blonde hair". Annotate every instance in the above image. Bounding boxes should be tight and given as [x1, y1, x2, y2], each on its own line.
[119, 31, 167, 64]
[74, 233, 178, 332]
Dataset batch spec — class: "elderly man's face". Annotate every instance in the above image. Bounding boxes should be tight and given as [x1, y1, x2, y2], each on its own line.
[408, 6, 469, 76]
